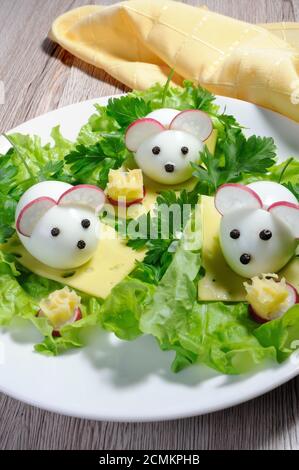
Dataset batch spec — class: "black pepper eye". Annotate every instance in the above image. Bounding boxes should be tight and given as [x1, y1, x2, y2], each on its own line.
[230, 229, 240, 239]
[259, 229, 272, 241]
[81, 219, 90, 229]
[181, 146, 189, 155]
[77, 240, 86, 250]
[240, 253, 251, 265]
[51, 227, 60, 237]
[152, 146, 160, 155]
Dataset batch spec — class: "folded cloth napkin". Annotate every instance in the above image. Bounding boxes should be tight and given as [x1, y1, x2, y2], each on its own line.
[50, 0, 299, 122]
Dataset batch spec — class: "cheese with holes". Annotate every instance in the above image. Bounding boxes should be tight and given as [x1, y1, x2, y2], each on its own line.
[9, 224, 145, 299]
[198, 196, 299, 301]
[106, 169, 144, 202]
[244, 274, 289, 320]
[39, 286, 81, 329]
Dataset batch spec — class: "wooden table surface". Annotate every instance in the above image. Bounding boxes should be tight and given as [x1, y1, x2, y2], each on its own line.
[0, 0, 299, 450]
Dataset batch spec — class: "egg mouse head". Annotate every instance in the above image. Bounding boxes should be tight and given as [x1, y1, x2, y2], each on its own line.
[125, 110, 213, 185]
[16, 185, 105, 270]
[215, 184, 299, 278]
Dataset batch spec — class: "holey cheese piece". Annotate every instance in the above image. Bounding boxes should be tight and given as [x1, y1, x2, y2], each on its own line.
[198, 196, 299, 301]
[10, 223, 145, 300]
[11, 181, 144, 299]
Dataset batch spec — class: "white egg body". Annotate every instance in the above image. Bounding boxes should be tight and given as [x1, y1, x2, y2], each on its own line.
[135, 130, 203, 184]
[146, 108, 180, 127]
[220, 208, 296, 278]
[16, 181, 101, 270]
[247, 181, 297, 208]
[16, 181, 72, 210]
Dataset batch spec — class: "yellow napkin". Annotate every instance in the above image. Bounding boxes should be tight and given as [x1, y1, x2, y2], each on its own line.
[50, 0, 299, 122]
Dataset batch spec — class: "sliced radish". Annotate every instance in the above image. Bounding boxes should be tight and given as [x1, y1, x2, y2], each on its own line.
[146, 108, 180, 128]
[170, 109, 213, 141]
[125, 118, 164, 152]
[38, 306, 82, 337]
[58, 184, 105, 212]
[107, 186, 146, 207]
[249, 282, 299, 323]
[247, 181, 298, 209]
[215, 183, 263, 215]
[16, 196, 56, 237]
[268, 201, 299, 239]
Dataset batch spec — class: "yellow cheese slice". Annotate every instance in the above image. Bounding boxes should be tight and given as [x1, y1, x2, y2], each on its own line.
[9, 224, 145, 300]
[198, 196, 299, 301]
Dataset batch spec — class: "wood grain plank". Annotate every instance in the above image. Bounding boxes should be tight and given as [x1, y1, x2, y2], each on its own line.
[0, 0, 298, 451]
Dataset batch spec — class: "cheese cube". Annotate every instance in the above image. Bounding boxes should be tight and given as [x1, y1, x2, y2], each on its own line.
[106, 169, 144, 202]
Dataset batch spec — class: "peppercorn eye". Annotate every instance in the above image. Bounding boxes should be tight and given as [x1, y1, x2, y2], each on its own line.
[230, 229, 240, 239]
[51, 227, 60, 237]
[259, 229, 272, 241]
[181, 146, 189, 155]
[81, 219, 90, 229]
[152, 146, 160, 155]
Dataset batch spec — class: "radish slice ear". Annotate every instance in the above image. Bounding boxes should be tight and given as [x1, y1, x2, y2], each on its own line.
[125, 118, 165, 151]
[268, 202, 299, 239]
[170, 110, 213, 141]
[215, 183, 263, 215]
[58, 185, 105, 212]
[16, 197, 56, 237]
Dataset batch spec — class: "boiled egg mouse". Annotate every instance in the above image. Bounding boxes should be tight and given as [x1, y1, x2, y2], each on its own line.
[215, 182, 299, 278]
[15, 181, 105, 270]
[125, 109, 213, 184]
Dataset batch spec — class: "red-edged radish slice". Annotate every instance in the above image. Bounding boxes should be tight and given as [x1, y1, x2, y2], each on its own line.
[58, 184, 105, 212]
[125, 118, 165, 152]
[170, 109, 213, 141]
[249, 282, 299, 323]
[38, 306, 82, 337]
[16, 196, 56, 237]
[215, 183, 263, 215]
[107, 186, 146, 207]
[268, 201, 299, 239]
[247, 181, 298, 209]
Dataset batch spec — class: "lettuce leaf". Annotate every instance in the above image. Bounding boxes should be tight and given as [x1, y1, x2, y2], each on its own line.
[133, 80, 218, 113]
[0, 274, 38, 326]
[269, 158, 299, 184]
[101, 278, 155, 340]
[254, 305, 299, 362]
[0, 271, 101, 356]
[78, 104, 120, 145]
[140, 213, 276, 374]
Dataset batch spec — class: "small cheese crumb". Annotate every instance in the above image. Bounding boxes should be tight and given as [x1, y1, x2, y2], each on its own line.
[244, 273, 289, 320]
[39, 286, 81, 329]
[106, 169, 144, 202]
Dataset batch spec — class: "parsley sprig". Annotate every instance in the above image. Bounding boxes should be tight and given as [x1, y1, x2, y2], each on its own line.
[127, 189, 199, 283]
[64, 135, 128, 188]
[106, 96, 152, 129]
[192, 128, 277, 194]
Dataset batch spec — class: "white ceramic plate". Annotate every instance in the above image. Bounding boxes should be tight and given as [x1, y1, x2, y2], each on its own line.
[0, 95, 299, 422]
